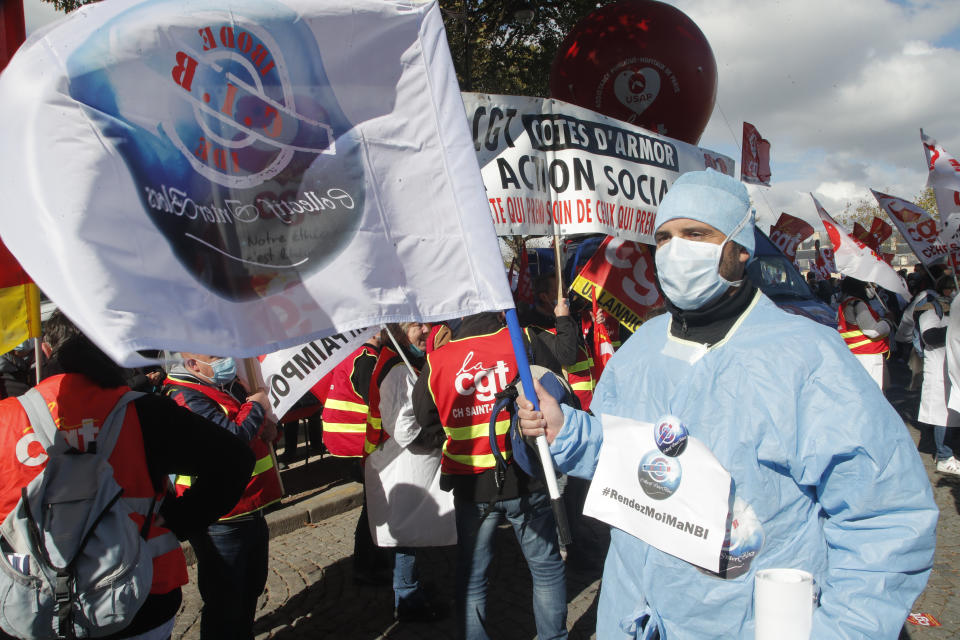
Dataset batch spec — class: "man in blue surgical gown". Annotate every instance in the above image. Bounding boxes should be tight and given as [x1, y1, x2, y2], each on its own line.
[519, 169, 938, 639]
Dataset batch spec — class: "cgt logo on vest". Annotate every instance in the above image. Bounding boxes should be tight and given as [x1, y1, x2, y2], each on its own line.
[15, 419, 100, 466]
[454, 351, 511, 403]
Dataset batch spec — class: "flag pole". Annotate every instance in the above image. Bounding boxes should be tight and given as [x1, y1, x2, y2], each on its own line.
[382, 324, 418, 381]
[242, 357, 285, 494]
[33, 338, 42, 385]
[504, 307, 572, 546]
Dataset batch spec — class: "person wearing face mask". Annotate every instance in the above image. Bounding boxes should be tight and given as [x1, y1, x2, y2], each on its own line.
[915, 275, 959, 475]
[837, 277, 892, 389]
[163, 353, 281, 639]
[517, 169, 937, 639]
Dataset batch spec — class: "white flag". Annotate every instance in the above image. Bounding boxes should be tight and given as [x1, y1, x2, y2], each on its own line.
[0, 0, 512, 366]
[870, 189, 953, 267]
[921, 130, 960, 227]
[810, 194, 909, 298]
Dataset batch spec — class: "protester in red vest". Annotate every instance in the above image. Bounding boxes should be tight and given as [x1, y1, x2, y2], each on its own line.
[412, 312, 567, 640]
[0, 311, 253, 639]
[319, 335, 390, 585]
[163, 353, 281, 640]
[837, 277, 891, 389]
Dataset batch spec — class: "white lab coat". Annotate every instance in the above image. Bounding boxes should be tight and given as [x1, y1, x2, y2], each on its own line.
[945, 296, 960, 420]
[364, 365, 456, 547]
[918, 307, 949, 426]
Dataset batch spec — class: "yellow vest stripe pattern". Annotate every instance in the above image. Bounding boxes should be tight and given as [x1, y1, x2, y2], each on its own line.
[251, 454, 274, 476]
[571, 381, 594, 391]
[445, 419, 511, 441]
[322, 422, 368, 433]
[567, 359, 594, 373]
[839, 330, 865, 338]
[324, 399, 368, 413]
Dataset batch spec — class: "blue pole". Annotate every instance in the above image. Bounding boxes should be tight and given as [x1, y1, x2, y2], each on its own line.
[504, 307, 572, 546]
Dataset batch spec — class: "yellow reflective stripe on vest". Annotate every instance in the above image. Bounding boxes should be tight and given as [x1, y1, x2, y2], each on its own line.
[571, 381, 594, 391]
[252, 454, 274, 476]
[445, 419, 510, 441]
[443, 451, 502, 467]
[324, 399, 368, 413]
[840, 330, 865, 338]
[366, 416, 382, 428]
[175, 474, 191, 488]
[363, 439, 379, 454]
[323, 422, 368, 433]
[566, 359, 594, 373]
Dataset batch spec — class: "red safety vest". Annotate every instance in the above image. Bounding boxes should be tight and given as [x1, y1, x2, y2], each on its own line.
[837, 297, 890, 355]
[525, 325, 596, 411]
[426, 328, 515, 475]
[0, 375, 187, 594]
[363, 345, 407, 458]
[164, 377, 283, 519]
[320, 344, 379, 458]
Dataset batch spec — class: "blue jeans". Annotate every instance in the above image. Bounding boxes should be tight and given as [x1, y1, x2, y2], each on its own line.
[393, 547, 426, 609]
[454, 491, 567, 640]
[935, 425, 954, 461]
[190, 513, 269, 640]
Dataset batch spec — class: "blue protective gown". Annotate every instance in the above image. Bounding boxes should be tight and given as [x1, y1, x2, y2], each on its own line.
[551, 291, 937, 639]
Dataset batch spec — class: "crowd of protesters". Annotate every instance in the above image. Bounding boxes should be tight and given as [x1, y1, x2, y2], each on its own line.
[0, 171, 950, 640]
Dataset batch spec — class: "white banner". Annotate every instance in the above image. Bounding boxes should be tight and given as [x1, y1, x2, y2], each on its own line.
[258, 327, 375, 419]
[0, 0, 512, 366]
[583, 415, 731, 573]
[871, 189, 951, 267]
[463, 93, 736, 243]
[811, 194, 909, 298]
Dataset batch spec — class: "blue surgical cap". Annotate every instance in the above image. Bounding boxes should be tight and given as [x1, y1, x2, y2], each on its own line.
[655, 169, 755, 257]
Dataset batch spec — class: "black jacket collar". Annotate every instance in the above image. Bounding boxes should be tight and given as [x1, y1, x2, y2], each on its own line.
[666, 280, 758, 345]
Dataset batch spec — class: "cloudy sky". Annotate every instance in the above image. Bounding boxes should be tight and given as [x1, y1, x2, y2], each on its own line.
[672, 0, 960, 231]
[22, 0, 960, 233]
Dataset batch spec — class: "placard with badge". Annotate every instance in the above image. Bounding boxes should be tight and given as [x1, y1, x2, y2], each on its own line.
[583, 414, 732, 572]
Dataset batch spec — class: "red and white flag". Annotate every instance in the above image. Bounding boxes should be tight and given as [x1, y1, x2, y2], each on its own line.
[851, 218, 891, 252]
[768, 213, 813, 263]
[922, 130, 960, 254]
[871, 189, 951, 267]
[811, 194, 909, 298]
[591, 287, 614, 379]
[741, 122, 771, 186]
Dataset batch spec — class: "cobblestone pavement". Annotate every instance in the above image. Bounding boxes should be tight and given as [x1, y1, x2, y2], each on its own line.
[173, 508, 607, 639]
[173, 360, 960, 639]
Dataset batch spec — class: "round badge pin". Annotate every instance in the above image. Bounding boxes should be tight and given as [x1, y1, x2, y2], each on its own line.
[654, 415, 688, 457]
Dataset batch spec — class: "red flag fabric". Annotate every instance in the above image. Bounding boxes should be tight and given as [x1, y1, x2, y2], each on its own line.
[852, 222, 875, 250]
[868, 217, 893, 248]
[741, 122, 771, 186]
[591, 287, 614, 380]
[570, 237, 662, 333]
[0, 0, 25, 73]
[768, 213, 814, 262]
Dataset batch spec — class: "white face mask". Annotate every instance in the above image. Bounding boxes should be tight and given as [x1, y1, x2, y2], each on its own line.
[655, 211, 751, 310]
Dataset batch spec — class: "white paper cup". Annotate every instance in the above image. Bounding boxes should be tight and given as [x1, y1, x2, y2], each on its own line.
[754, 568, 814, 640]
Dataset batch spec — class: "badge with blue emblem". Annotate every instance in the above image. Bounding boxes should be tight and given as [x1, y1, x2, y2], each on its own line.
[638, 449, 682, 500]
[654, 415, 688, 457]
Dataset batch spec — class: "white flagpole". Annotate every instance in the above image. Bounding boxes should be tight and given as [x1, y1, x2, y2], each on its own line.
[382, 324, 417, 381]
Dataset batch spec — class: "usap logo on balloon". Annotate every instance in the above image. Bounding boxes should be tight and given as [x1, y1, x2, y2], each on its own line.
[66, 0, 365, 300]
[638, 449, 682, 500]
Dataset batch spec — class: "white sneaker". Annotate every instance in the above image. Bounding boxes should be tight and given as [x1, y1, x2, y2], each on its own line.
[936, 456, 960, 476]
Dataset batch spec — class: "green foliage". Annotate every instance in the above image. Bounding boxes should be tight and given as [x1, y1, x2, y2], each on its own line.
[45, 0, 609, 98]
[40, 0, 95, 12]
[837, 187, 940, 253]
[440, 0, 616, 96]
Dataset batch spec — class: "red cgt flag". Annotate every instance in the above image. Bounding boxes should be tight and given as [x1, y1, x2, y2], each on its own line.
[768, 213, 813, 263]
[741, 122, 771, 186]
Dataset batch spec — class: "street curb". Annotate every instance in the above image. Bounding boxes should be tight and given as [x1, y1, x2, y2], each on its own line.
[181, 482, 363, 566]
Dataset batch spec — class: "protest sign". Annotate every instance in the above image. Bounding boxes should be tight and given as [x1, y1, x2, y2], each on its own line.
[462, 93, 735, 243]
[0, 0, 512, 366]
[768, 213, 813, 263]
[257, 327, 374, 419]
[570, 237, 662, 332]
[812, 195, 909, 298]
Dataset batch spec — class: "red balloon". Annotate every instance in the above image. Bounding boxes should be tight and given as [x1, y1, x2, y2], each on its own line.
[550, 0, 717, 145]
